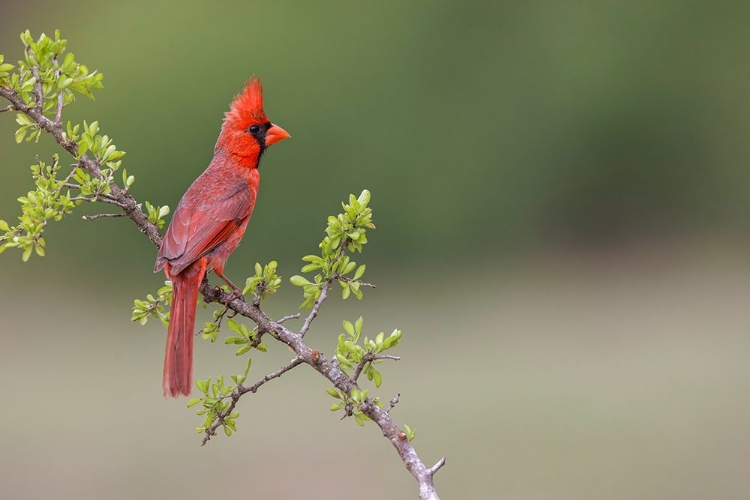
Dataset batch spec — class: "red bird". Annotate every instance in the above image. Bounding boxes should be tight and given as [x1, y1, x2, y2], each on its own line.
[154, 78, 290, 397]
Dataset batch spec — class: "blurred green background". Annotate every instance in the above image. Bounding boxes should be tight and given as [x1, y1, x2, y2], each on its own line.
[2, 1, 750, 499]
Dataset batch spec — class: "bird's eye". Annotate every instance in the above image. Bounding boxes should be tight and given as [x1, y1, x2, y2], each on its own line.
[248, 125, 261, 134]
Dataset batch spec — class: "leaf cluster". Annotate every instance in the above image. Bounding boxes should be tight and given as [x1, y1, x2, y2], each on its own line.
[144, 201, 170, 230]
[223, 317, 268, 356]
[5, 30, 103, 131]
[0, 155, 75, 260]
[290, 189, 374, 308]
[334, 317, 402, 387]
[326, 317, 403, 427]
[189, 366, 246, 437]
[131, 281, 173, 327]
[243, 261, 282, 301]
[1, 31, 161, 261]
[327, 386, 380, 427]
[63, 120, 130, 203]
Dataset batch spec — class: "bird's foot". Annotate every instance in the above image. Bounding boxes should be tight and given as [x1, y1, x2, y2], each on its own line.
[226, 287, 244, 302]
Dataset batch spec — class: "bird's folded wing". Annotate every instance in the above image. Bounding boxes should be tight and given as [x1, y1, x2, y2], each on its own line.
[155, 184, 252, 274]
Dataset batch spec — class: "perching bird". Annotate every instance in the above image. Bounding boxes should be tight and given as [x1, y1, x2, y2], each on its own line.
[154, 78, 290, 397]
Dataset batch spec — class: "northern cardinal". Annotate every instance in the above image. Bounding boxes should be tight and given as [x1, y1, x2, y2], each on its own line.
[154, 78, 290, 397]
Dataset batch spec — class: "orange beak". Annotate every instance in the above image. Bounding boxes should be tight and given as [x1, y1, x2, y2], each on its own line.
[265, 123, 291, 146]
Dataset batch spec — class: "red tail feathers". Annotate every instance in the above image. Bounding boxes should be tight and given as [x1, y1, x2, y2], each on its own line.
[163, 259, 206, 398]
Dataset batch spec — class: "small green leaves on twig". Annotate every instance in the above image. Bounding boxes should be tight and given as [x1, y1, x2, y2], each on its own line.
[144, 201, 170, 230]
[403, 424, 417, 442]
[224, 317, 268, 356]
[199, 306, 230, 343]
[335, 317, 402, 387]
[1, 31, 135, 260]
[190, 357, 252, 437]
[243, 261, 282, 303]
[0, 54, 14, 83]
[0, 154, 75, 260]
[192, 375, 240, 437]
[328, 189, 374, 253]
[15, 112, 40, 143]
[131, 281, 173, 327]
[6, 30, 103, 114]
[328, 386, 382, 427]
[327, 316, 403, 428]
[289, 273, 326, 310]
[290, 189, 375, 309]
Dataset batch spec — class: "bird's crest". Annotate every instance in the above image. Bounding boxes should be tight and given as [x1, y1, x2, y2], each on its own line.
[224, 77, 268, 130]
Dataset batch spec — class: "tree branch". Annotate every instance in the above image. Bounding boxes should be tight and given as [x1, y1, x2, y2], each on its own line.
[202, 356, 304, 446]
[0, 86, 163, 247]
[199, 285, 443, 499]
[1, 84, 445, 500]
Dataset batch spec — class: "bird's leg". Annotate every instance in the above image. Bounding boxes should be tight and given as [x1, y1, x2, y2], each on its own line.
[214, 269, 244, 301]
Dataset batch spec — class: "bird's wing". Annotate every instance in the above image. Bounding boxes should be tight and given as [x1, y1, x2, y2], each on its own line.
[155, 182, 253, 274]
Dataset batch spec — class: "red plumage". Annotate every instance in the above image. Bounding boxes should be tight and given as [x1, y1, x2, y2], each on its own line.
[155, 78, 290, 397]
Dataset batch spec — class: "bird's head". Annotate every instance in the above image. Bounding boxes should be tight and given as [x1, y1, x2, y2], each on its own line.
[219, 77, 290, 164]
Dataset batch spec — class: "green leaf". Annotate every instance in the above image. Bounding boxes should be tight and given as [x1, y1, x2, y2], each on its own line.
[14, 126, 28, 144]
[290, 275, 311, 286]
[226, 317, 241, 334]
[375, 331, 384, 345]
[354, 414, 365, 426]
[343, 320, 354, 337]
[196, 379, 210, 394]
[404, 424, 417, 441]
[187, 398, 202, 408]
[353, 264, 366, 280]
[336, 354, 353, 368]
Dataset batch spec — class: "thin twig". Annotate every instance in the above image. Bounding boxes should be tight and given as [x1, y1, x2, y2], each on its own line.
[376, 354, 401, 361]
[427, 457, 446, 477]
[352, 353, 401, 382]
[0, 105, 11, 113]
[386, 393, 401, 414]
[299, 283, 329, 338]
[276, 313, 300, 324]
[97, 196, 129, 209]
[25, 49, 44, 111]
[82, 213, 125, 220]
[53, 58, 64, 124]
[240, 356, 303, 395]
[339, 275, 377, 288]
[202, 356, 303, 446]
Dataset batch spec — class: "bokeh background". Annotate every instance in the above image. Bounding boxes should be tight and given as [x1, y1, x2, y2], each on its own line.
[2, 1, 750, 499]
